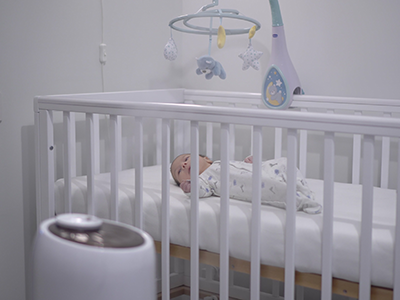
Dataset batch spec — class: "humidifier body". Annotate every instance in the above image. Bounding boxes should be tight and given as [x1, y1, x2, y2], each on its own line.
[32, 214, 156, 300]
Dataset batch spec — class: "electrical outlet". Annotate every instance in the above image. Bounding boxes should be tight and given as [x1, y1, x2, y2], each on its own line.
[99, 43, 107, 64]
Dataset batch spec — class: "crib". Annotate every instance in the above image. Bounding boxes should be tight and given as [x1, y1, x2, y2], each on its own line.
[34, 89, 400, 300]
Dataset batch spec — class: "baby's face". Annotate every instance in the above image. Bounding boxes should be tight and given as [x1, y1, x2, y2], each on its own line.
[171, 154, 212, 184]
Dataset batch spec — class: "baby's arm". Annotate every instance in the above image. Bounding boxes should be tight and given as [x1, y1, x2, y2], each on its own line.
[244, 155, 253, 163]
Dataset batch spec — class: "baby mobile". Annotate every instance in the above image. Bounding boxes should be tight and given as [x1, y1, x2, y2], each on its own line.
[163, 0, 262, 80]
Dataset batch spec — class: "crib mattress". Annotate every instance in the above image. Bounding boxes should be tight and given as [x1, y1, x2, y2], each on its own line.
[54, 165, 396, 289]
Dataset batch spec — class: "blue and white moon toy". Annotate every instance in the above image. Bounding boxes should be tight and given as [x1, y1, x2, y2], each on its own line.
[262, 0, 301, 110]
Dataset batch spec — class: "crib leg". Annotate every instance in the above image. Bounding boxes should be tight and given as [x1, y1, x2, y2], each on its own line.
[295, 286, 304, 300]
[272, 281, 280, 298]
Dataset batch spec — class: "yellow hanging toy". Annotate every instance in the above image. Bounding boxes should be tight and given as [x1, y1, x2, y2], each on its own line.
[217, 25, 226, 48]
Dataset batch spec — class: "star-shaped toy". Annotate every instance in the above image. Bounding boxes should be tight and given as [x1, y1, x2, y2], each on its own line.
[238, 42, 263, 70]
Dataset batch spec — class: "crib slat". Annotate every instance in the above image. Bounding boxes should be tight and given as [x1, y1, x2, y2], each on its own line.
[206, 102, 213, 159]
[93, 114, 100, 175]
[190, 121, 200, 300]
[35, 111, 42, 224]
[274, 128, 282, 159]
[285, 128, 298, 300]
[184, 120, 191, 154]
[69, 112, 77, 176]
[230, 124, 235, 160]
[250, 126, 262, 300]
[134, 117, 143, 229]
[220, 123, 230, 300]
[352, 111, 362, 184]
[86, 113, 96, 216]
[299, 108, 308, 176]
[380, 112, 391, 188]
[393, 140, 400, 300]
[206, 122, 213, 159]
[63, 112, 73, 213]
[109, 115, 121, 221]
[229, 103, 235, 160]
[359, 135, 375, 300]
[37, 110, 55, 224]
[299, 129, 307, 176]
[250, 104, 259, 155]
[380, 136, 390, 188]
[174, 120, 184, 158]
[161, 118, 171, 300]
[321, 131, 335, 300]
[156, 119, 162, 165]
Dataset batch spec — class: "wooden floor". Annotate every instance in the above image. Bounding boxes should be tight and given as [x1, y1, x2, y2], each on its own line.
[154, 241, 394, 300]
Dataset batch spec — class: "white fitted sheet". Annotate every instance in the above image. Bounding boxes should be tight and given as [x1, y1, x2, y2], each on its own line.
[55, 164, 396, 288]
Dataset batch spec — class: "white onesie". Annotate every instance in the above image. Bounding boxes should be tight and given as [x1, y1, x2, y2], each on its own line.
[187, 157, 321, 214]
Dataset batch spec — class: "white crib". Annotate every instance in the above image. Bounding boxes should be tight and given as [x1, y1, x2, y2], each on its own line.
[34, 89, 400, 300]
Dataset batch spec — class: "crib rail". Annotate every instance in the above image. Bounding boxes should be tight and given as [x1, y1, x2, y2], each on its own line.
[184, 90, 400, 187]
[35, 90, 400, 300]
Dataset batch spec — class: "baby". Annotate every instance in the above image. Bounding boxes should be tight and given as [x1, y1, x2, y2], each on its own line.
[170, 154, 322, 214]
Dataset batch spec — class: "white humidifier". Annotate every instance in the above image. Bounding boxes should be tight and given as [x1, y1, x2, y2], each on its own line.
[32, 214, 156, 300]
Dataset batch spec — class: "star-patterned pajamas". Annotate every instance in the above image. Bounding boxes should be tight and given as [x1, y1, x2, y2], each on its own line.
[186, 157, 321, 214]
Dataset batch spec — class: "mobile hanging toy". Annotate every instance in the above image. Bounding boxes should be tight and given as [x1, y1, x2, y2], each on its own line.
[164, 0, 262, 80]
[195, 12, 226, 80]
[163, 35, 178, 61]
[196, 55, 226, 80]
[238, 25, 263, 71]
[262, 0, 301, 109]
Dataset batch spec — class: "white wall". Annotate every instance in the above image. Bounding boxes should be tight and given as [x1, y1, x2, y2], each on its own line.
[179, 0, 400, 99]
[0, 1, 181, 299]
[1, 1, 399, 299]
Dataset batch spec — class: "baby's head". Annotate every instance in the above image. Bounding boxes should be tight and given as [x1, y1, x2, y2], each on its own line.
[170, 154, 212, 186]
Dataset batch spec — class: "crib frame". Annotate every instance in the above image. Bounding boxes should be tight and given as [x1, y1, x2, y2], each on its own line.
[34, 89, 400, 300]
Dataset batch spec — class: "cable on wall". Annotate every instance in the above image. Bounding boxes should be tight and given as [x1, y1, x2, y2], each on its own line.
[99, 0, 106, 92]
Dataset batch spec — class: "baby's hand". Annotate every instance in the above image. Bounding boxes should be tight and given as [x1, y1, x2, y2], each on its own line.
[180, 180, 191, 193]
[244, 155, 253, 163]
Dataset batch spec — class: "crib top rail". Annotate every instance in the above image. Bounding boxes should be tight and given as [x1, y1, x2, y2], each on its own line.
[35, 88, 185, 104]
[36, 88, 400, 114]
[183, 89, 400, 114]
[292, 94, 400, 113]
[35, 94, 400, 138]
